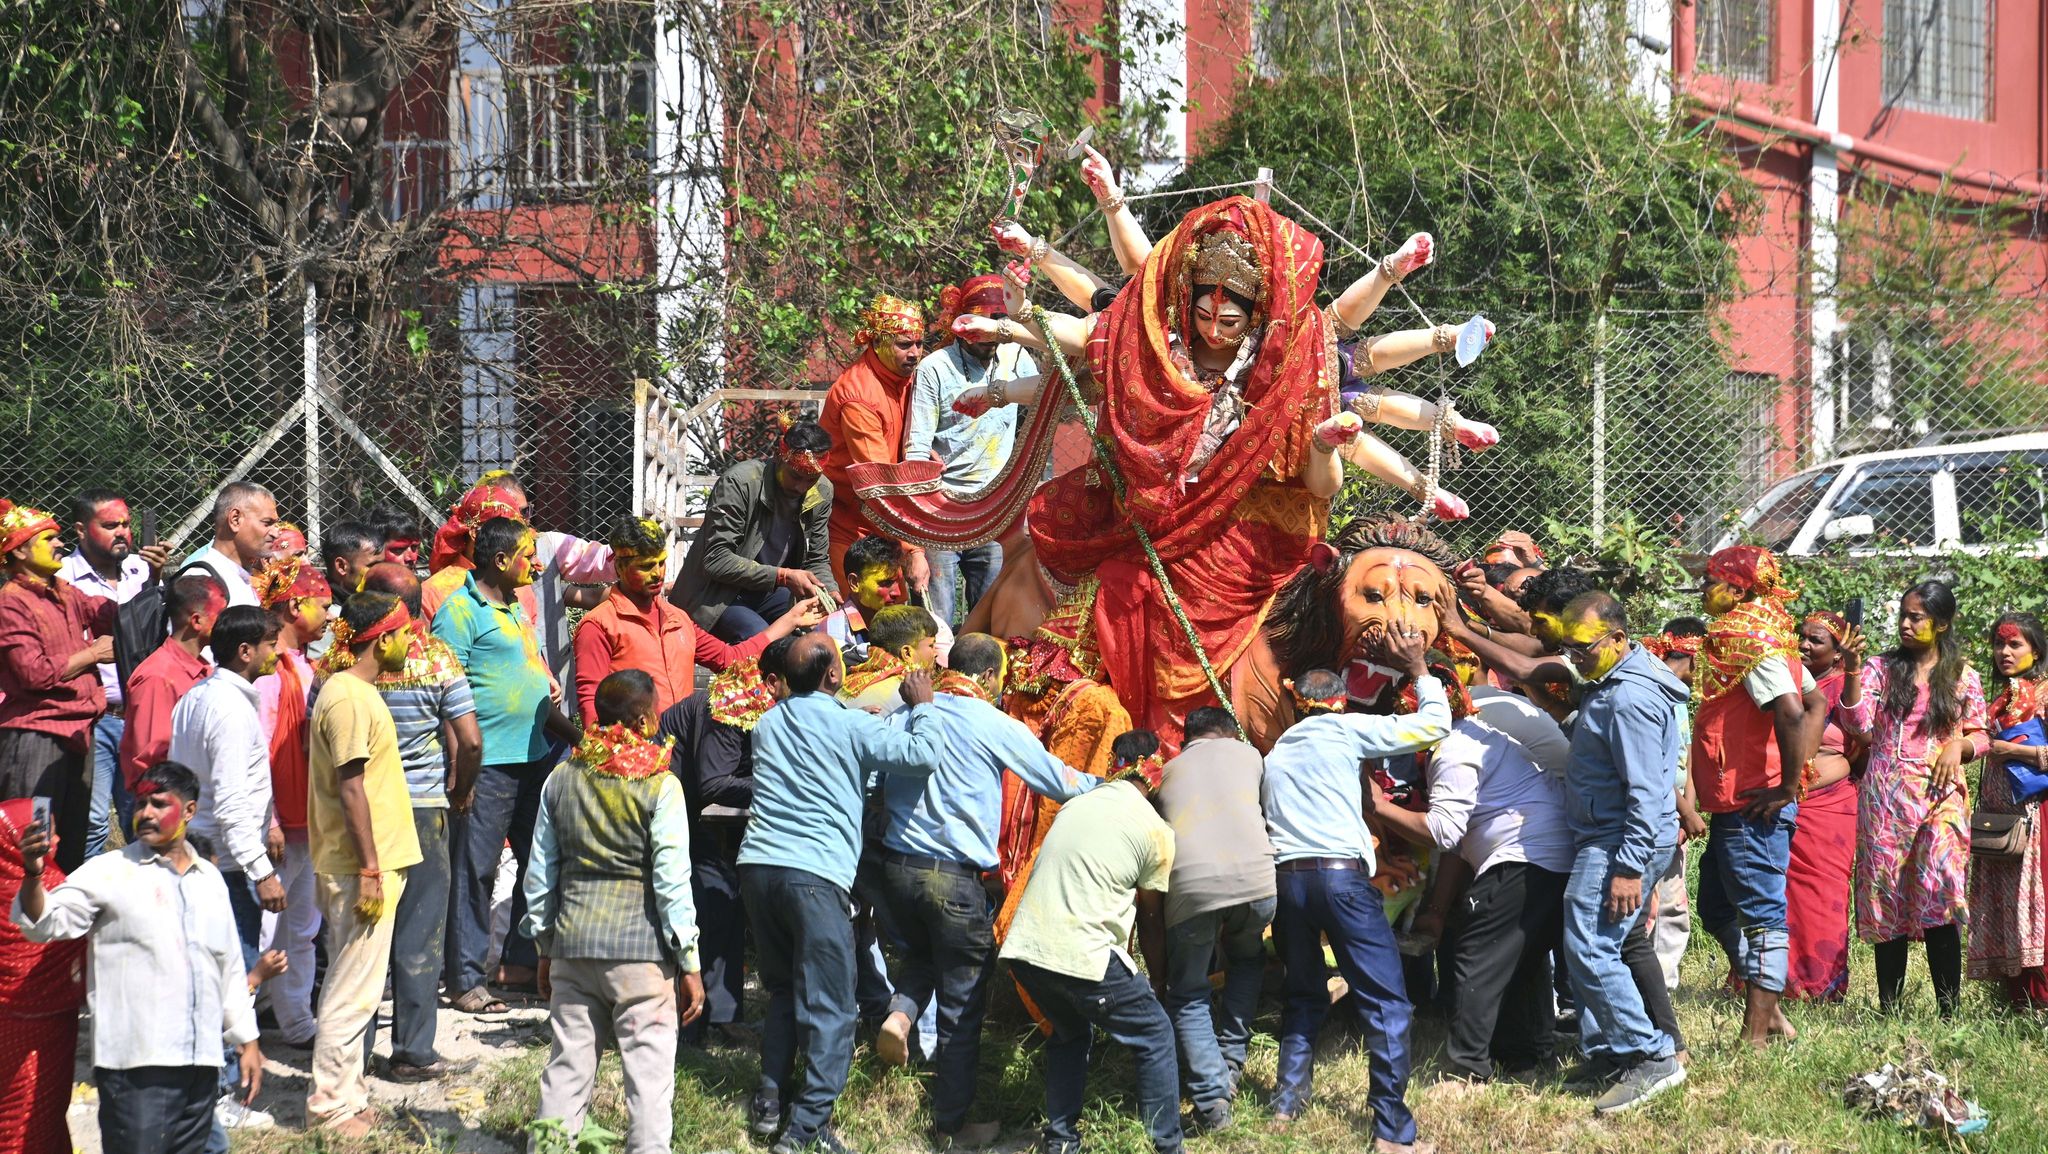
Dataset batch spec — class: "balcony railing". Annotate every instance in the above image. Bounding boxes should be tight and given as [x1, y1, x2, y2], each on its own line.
[506, 62, 654, 193]
[380, 134, 454, 220]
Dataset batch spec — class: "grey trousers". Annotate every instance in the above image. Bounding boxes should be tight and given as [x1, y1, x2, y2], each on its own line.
[1652, 841, 1691, 994]
[536, 958, 679, 1154]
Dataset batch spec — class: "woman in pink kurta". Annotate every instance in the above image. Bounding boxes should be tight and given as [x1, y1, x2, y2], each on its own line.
[1967, 613, 2048, 1003]
[1837, 580, 1989, 1016]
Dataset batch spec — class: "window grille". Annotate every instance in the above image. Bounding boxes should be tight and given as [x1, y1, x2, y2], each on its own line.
[1882, 0, 1992, 119]
[1697, 0, 1774, 82]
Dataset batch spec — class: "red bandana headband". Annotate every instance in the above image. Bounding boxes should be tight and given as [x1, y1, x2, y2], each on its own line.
[0, 500, 59, 556]
[252, 555, 332, 609]
[332, 601, 411, 652]
[936, 274, 1008, 340]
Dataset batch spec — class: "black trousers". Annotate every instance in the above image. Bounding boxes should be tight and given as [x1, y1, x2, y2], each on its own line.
[687, 836, 748, 1037]
[0, 727, 90, 875]
[1625, 904, 1684, 1053]
[97, 1066, 216, 1154]
[1443, 862, 1568, 1080]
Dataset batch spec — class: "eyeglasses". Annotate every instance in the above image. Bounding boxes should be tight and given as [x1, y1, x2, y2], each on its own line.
[1558, 634, 1616, 659]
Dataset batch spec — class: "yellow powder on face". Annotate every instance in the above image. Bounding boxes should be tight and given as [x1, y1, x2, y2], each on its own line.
[1531, 612, 1565, 646]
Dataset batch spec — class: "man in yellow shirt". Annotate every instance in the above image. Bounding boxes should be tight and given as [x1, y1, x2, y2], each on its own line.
[305, 591, 423, 1137]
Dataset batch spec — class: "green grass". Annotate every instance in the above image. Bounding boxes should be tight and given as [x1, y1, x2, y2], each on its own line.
[251, 931, 2048, 1154]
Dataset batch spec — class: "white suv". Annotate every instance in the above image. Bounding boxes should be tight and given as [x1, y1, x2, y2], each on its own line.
[1714, 433, 2048, 558]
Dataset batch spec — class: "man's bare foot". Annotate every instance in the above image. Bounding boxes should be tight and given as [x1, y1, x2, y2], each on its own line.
[1769, 1007, 1798, 1042]
[494, 963, 537, 991]
[1375, 1138, 1436, 1154]
[876, 1010, 913, 1067]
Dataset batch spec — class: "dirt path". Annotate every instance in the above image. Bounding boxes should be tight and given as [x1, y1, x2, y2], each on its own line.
[67, 997, 551, 1152]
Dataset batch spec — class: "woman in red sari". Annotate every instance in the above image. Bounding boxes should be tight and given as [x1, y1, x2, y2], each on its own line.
[1783, 611, 1860, 1001]
[0, 801, 88, 1154]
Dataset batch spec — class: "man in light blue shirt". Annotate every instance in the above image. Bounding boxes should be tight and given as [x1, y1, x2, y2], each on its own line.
[736, 633, 943, 1154]
[1260, 634, 1451, 1154]
[903, 274, 1035, 628]
[871, 633, 1094, 1145]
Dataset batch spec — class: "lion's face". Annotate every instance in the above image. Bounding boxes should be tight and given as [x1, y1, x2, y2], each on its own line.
[1338, 546, 1452, 706]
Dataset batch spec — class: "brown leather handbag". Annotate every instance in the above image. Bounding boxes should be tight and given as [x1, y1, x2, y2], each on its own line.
[1970, 811, 2033, 861]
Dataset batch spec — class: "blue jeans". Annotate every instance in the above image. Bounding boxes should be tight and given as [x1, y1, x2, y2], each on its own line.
[1697, 805, 1798, 993]
[743, 864, 858, 1145]
[686, 841, 747, 1038]
[1011, 957, 1183, 1154]
[88, 714, 125, 858]
[924, 542, 1002, 629]
[449, 757, 549, 994]
[1164, 897, 1275, 1109]
[1272, 865, 1416, 1144]
[875, 857, 996, 1132]
[711, 586, 793, 644]
[1563, 842, 1676, 1063]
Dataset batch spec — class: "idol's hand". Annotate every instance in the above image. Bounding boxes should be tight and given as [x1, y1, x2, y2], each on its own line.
[1314, 412, 1364, 448]
[1455, 419, 1499, 452]
[1433, 489, 1471, 521]
[1080, 145, 1121, 205]
[992, 220, 1037, 257]
[1386, 232, 1435, 278]
[952, 316, 1004, 344]
[953, 387, 993, 418]
[1002, 262, 1031, 313]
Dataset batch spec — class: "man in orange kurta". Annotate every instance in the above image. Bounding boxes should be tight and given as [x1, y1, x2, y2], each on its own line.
[820, 294, 930, 595]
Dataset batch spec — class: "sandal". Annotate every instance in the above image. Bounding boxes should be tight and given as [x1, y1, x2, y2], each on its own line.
[450, 986, 509, 1015]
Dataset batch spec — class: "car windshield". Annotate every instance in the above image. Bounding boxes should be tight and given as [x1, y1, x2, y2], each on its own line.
[1745, 470, 1838, 552]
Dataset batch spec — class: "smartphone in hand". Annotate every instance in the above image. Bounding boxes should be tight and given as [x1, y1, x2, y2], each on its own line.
[30, 795, 51, 832]
[138, 507, 158, 550]
[1845, 597, 1865, 628]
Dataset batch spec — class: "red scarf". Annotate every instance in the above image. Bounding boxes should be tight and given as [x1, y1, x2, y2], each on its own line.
[269, 655, 311, 829]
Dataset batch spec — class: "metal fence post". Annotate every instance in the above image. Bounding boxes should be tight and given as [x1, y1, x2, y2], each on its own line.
[1590, 311, 1607, 545]
[303, 282, 322, 541]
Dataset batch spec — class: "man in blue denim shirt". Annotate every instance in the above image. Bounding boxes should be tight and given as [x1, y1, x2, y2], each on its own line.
[1557, 591, 1690, 1114]
[736, 632, 944, 1154]
[874, 633, 1094, 1146]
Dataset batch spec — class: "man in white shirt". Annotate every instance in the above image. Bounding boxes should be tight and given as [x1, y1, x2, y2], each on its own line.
[169, 605, 285, 959]
[1370, 685, 1575, 1082]
[59, 488, 168, 856]
[187, 481, 281, 608]
[14, 761, 263, 1154]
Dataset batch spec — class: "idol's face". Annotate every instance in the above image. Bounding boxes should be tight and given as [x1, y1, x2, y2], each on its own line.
[1191, 289, 1250, 351]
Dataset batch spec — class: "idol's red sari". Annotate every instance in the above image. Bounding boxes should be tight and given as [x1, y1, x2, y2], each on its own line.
[1029, 197, 1334, 738]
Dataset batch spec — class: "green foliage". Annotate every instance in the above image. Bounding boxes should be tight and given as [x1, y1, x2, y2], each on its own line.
[1172, 0, 1755, 551]
[705, 2, 1140, 393]
[526, 1118, 621, 1154]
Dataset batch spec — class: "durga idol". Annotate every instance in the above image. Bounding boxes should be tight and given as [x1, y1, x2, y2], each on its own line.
[949, 194, 1490, 739]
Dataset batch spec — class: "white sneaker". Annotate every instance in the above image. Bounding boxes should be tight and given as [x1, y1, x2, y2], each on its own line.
[216, 1095, 276, 1130]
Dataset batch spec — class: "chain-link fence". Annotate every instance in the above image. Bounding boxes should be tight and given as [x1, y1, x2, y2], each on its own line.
[2, 287, 2041, 560]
